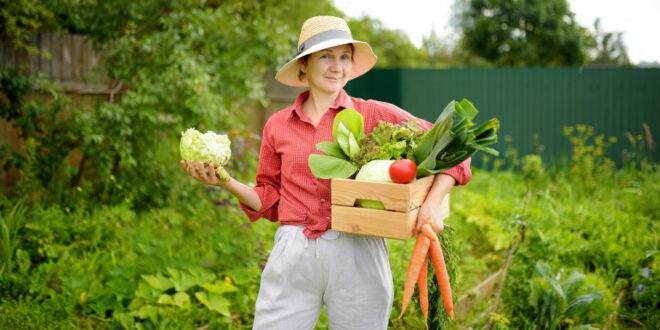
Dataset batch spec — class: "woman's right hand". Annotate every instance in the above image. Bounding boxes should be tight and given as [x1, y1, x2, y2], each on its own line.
[180, 160, 228, 186]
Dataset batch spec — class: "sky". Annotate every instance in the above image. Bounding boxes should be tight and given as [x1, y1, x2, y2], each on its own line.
[333, 0, 660, 65]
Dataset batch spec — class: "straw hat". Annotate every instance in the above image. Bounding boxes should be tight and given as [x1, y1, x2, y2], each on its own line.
[275, 16, 378, 87]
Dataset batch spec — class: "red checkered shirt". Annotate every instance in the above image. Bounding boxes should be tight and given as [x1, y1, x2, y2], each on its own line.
[240, 89, 471, 239]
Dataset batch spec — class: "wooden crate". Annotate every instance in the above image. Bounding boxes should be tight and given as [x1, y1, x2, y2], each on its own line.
[331, 176, 450, 240]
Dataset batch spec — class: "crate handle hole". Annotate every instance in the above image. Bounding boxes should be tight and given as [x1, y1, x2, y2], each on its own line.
[354, 199, 386, 210]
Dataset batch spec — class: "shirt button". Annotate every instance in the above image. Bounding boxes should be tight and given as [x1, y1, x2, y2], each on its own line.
[326, 216, 330, 220]
[320, 198, 325, 203]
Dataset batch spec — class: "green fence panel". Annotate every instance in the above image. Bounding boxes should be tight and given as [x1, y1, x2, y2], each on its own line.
[346, 68, 660, 167]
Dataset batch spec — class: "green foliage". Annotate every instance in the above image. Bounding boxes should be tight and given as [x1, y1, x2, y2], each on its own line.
[456, 0, 592, 66]
[589, 18, 631, 66]
[1, 0, 289, 208]
[0, 200, 28, 276]
[127, 267, 238, 324]
[421, 30, 464, 68]
[527, 261, 603, 329]
[0, 195, 275, 329]
[622, 123, 656, 171]
[348, 16, 426, 68]
[1, 153, 659, 328]
[563, 124, 617, 185]
[0, 0, 54, 53]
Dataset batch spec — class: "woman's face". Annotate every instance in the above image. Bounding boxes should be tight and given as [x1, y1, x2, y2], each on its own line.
[300, 44, 353, 94]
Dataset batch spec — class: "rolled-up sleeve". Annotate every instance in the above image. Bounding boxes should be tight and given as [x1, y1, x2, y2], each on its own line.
[440, 158, 472, 186]
[239, 124, 281, 222]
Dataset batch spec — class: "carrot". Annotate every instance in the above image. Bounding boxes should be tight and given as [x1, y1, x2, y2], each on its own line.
[417, 253, 429, 329]
[421, 223, 437, 242]
[426, 231, 454, 319]
[395, 230, 432, 320]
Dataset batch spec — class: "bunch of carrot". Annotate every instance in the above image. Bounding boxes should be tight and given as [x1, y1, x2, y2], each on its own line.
[395, 220, 454, 328]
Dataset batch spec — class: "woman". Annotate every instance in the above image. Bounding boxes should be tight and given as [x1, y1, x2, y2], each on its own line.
[181, 16, 470, 330]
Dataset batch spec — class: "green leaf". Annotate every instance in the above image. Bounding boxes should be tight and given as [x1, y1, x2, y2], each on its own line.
[188, 267, 217, 286]
[173, 292, 191, 307]
[195, 291, 210, 307]
[202, 281, 237, 294]
[416, 129, 454, 177]
[133, 304, 159, 320]
[560, 272, 585, 301]
[414, 101, 455, 166]
[308, 154, 358, 179]
[336, 122, 351, 156]
[471, 118, 499, 138]
[196, 291, 231, 316]
[458, 99, 478, 121]
[564, 292, 602, 317]
[348, 131, 360, 159]
[333, 108, 364, 142]
[127, 297, 145, 310]
[316, 141, 348, 159]
[157, 294, 175, 305]
[167, 267, 197, 292]
[134, 282, 162, 300]
[141, 273, 173, 291]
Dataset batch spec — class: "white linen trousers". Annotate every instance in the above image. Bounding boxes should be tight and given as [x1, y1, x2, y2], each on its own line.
[252, 225, 394, 330]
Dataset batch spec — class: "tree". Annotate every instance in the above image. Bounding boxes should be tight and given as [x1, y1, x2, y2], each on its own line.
[588, 18, 630, 66]
[421, 29, 464, 68]
[1, 0, 294, 206]
[455, 0, 592, 66]
[347, 16, 425, 68]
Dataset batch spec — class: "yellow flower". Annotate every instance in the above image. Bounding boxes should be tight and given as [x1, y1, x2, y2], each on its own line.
[79, 292, 87, 303]
[224, 276, 232, 284]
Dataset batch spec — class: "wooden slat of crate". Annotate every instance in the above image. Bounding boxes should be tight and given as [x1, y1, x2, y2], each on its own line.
[332, 193, 450, 240]
[331, 175, 434, 212]
[332, 205, 419, 240]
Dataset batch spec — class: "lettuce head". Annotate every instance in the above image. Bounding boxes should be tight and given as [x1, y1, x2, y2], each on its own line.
[180, 128, 232, 181]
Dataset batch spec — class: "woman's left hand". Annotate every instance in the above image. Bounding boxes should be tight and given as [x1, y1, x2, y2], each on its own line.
[414, 174, 455, 236]
[416, 197, 446, 234]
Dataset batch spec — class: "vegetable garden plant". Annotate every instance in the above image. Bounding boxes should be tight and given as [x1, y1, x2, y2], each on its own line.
[1, 127, 659, 328]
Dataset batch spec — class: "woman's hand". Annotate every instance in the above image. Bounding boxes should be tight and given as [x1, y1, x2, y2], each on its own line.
[180, 160, 262, 211]
[414, 174, 455, 235]
[180, 160, 227, 186]
[416, 199, 446, 234]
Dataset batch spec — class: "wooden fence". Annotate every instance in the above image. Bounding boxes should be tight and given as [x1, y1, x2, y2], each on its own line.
[1, 33, 121, 188]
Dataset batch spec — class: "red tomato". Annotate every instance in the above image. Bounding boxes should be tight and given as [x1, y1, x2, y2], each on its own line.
[389, 159, 417, 184]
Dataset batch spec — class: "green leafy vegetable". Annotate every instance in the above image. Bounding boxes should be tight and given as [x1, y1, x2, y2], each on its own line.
[307, 154, 358, 179]
[315, 141, 348, 160]
[353, 159, 395, 209]
[308, 100, 499, 181]
[414, 100, 499, 178]
[353, 120, 424, 168]
[333, 108, 365, 144]
[355, 160, 395, 183]
[179, 128, 232, 181]
[308, 108, 365, 179]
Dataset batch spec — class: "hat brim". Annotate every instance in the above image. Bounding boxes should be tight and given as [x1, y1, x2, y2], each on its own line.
[275, 39, 377, 87]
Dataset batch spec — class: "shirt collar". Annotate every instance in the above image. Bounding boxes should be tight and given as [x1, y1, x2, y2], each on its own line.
[332, 89, 355, 110]
[288, 89, 356, 120]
